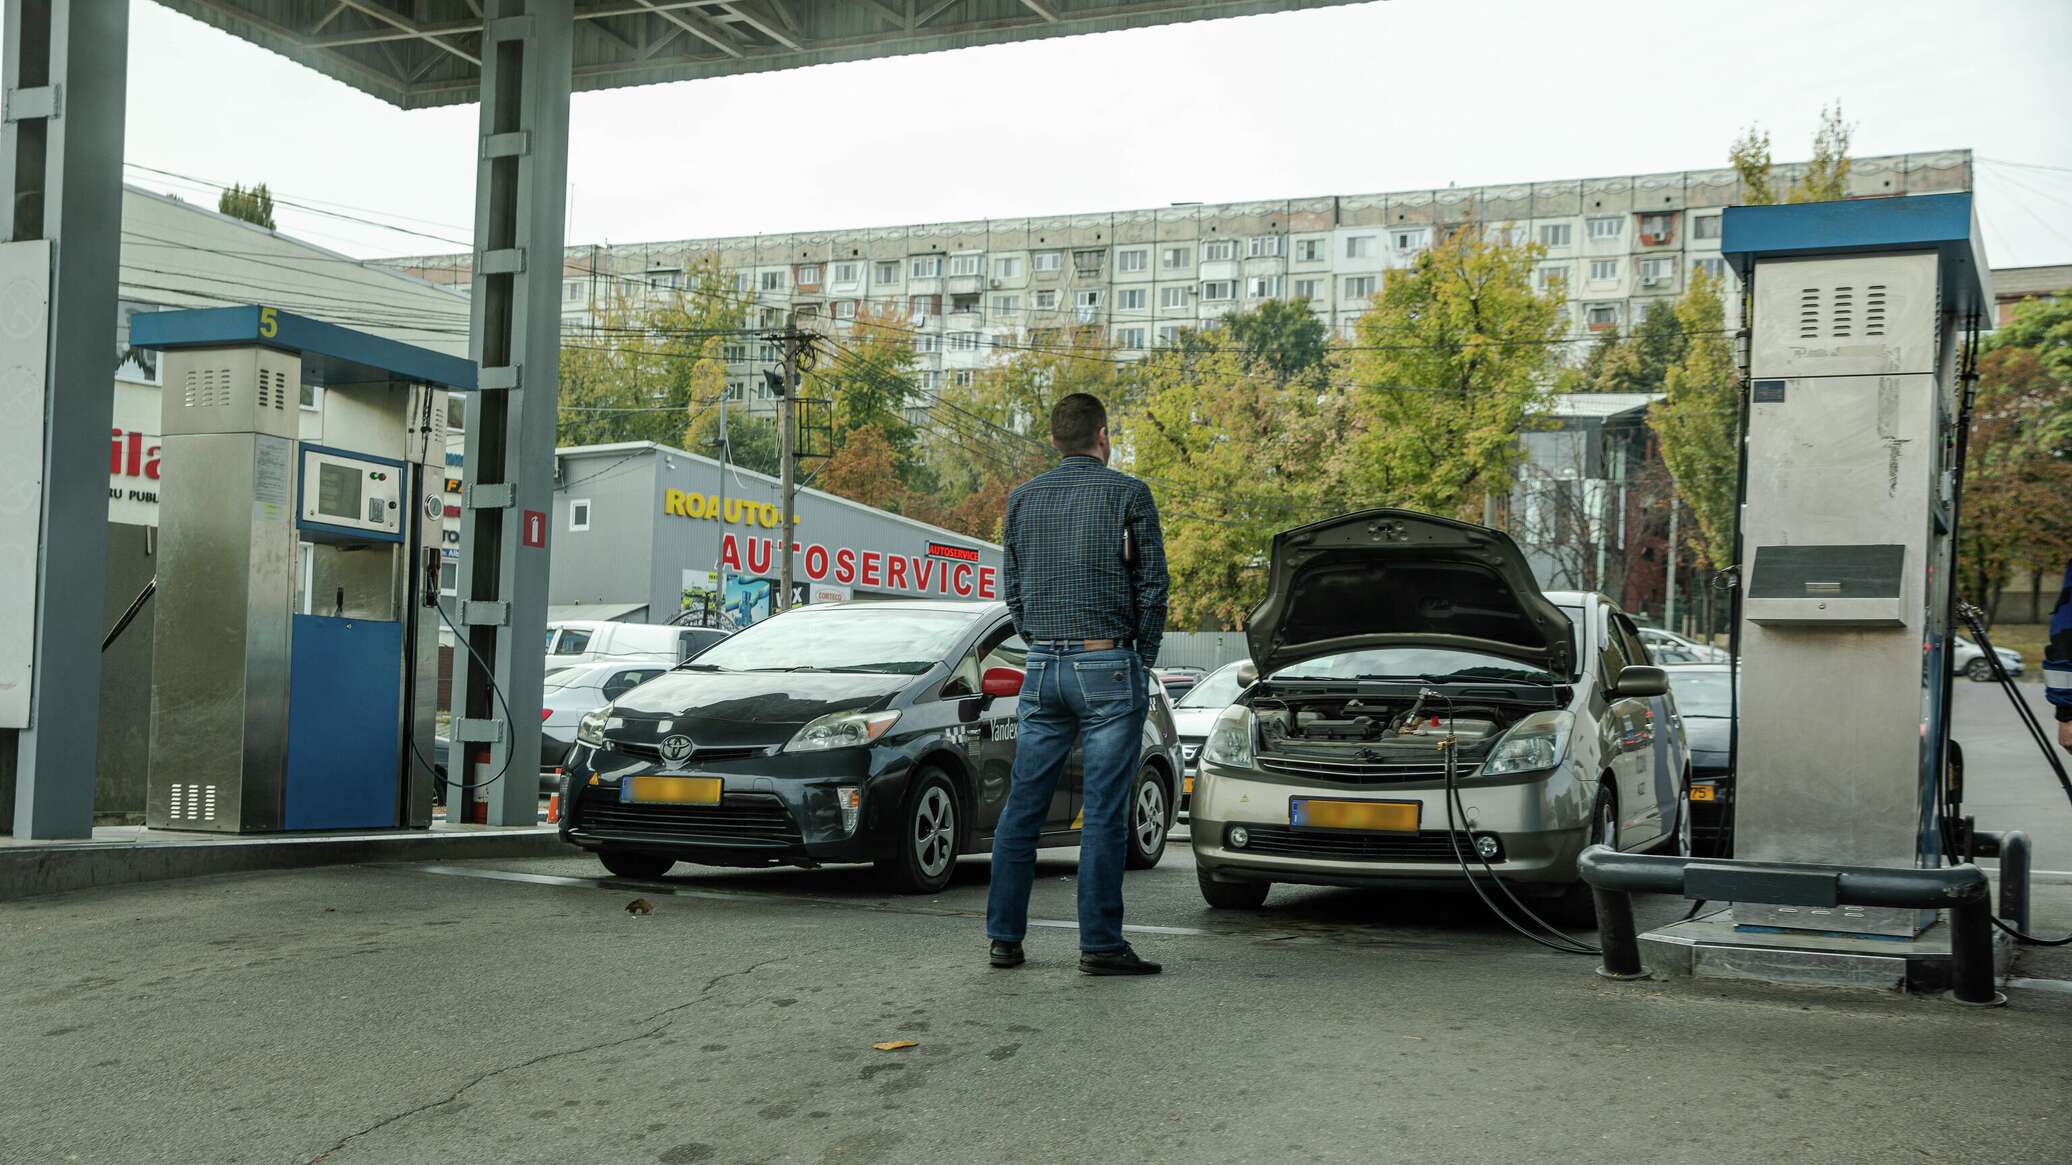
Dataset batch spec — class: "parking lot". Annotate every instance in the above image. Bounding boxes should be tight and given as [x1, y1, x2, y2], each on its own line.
[4, 684, 2071, 1165]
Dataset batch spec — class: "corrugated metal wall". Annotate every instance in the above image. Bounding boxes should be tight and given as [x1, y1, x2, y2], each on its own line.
[1154, 631, 1250, 671]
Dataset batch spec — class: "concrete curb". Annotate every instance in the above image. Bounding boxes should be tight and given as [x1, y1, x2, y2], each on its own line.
[0, 827, 568, 902]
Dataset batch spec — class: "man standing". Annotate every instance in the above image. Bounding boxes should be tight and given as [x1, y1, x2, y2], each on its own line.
[986, 392, 1169, 975]
[2047, 556, 2072, 754]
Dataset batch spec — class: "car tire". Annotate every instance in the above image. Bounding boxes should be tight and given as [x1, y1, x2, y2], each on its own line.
[1198, 868, 1271, 909]
[1965, 658, 1993, 682]
[877, 767, 960, 895]
[599, 849, 674, 880]
[1125, 763, 1170, 870]
[1555, 781, 1618, 927]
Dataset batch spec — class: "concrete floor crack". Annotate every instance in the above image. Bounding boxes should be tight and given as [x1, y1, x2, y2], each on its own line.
[304, 953, 798, 1163]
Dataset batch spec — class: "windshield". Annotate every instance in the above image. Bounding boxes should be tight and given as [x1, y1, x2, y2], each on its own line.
[542, 667, 585, 690]
[1176, 661, 1250, 708]
[1557, 606, 1586, 663]
[685, 605, 982, 675]
[1271, 647, 1555, 684]
[1669, 670, 1737, 717]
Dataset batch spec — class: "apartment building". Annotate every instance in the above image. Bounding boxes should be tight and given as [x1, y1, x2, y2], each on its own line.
[384, 150, 1974, 414]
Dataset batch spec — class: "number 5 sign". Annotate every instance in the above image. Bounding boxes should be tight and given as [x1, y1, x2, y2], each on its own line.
[521, 510, 546, 549]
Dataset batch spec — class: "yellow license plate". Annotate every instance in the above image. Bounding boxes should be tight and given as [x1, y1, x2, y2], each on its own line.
[1183, 775, 1195, 796]
[1689, 785, 1716, 802]
[623, 776, 722, 805]
[1291, 798, 1419, 833]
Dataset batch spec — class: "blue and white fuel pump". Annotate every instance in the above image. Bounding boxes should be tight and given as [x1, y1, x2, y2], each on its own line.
[132, 307, 475, 832]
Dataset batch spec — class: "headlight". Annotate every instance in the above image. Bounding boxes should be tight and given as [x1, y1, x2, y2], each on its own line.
[577, 707, 610, 747]
[783, 709, 901, 753]
[1200, 706, 1255, 768]
[1479, 709, 1575, 776]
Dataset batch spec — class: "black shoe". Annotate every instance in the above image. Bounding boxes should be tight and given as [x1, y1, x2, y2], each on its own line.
[989, 940, 1025, 968]
[1079, 944, 1162, 976]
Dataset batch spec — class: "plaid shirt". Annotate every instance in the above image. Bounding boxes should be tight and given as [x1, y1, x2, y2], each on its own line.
[1002, 455, 1169, 668]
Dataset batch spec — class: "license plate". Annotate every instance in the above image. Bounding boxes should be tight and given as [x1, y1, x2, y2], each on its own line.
[1689, 785, 1716, 802]
[1290, 797, 1419, 833]
[622, 776, 722, 805]
[1183, 775, 1195, 797]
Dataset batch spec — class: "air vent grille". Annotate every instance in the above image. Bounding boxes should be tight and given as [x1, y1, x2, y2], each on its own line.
[168, 782, 219, 823]
[1795, 283, 1894, 341]
[181, 367, 234, 410]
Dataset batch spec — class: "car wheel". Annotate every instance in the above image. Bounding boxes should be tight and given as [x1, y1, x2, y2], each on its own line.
[599, 849, 674, 880]
[1198, 868, 1270, 909]
[1125, 764, 1170, 870]
[877, 767, 960, 895]
[1965, 658, 1993, 682]
[1555, 781, 1618, 927]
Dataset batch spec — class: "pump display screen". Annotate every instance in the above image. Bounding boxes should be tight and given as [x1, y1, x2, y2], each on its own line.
[316, 462, 365, 522]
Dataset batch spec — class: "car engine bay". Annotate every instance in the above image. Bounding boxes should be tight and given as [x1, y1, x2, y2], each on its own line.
[1248, 687, 1538, 772]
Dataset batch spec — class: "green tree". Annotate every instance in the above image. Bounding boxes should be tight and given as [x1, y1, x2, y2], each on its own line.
[217, 182, 276, 230]
[953, 325, 1124, 437]
[812, 307, 922, 486]
[1993, 296, 2072, 427]
[1649, 268, 1740, 571]
[686, 409, 780, 477]
[1214, 298, 1331, 386]
[1338, 224, 1564, 519]
[1561, 300, 1691, 395]
[555, 260, 746, 449]
[1730, 103, 1854, 205]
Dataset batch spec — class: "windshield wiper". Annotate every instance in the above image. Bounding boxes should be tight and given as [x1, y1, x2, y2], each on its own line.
[1416, 669, 1554, 684]
[672, 662, 731, 672]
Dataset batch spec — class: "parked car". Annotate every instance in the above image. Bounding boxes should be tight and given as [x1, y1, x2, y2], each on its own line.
[1155, 666, 1207, 700]
[540, 661, 676, 789]
[1171, 659, 1254, 812]
[1951, 634, 2024, 682]
[558, 600, 1183, 893]
[1638, 627, 1728, 664]
[545, 619, 728, 670]
[1664, 662, 1736, 857]
[1191, 509, 1688, 922]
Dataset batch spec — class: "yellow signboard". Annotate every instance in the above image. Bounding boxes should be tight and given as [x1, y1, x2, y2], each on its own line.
[660, 488, 799, 529]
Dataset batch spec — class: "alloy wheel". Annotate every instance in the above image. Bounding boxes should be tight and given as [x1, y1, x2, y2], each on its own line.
[913, 785, 955, 879]
[1134, 778, 1167, 854]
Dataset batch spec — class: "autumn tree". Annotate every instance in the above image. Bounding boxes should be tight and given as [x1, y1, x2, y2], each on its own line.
[218, 182, 276, 230]
[555, 260, 745, 449]
[1338, 224, 1564, 520]
[811, 306, 923, 487]
[1961, 300, 2072, 619]
[816, 423, 910, 514]
[1730, 102, 1854, 205]
[1648, 267, 1739, 573]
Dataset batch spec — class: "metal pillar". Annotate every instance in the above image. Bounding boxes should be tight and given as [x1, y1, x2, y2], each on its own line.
[0, 0, 128, 838]
[452, 0, 571, 825]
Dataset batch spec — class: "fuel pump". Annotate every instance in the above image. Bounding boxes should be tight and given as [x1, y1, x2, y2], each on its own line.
[131, 307, 474, 832]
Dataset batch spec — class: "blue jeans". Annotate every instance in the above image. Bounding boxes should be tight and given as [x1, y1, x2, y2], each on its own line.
[985, 645, 1147, 953]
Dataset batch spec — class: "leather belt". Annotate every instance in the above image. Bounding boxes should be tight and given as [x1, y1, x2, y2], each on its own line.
[1038, 638, 1119, 651]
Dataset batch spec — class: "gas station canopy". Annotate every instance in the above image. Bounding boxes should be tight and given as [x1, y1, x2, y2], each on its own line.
[156, 0, 1365, 109]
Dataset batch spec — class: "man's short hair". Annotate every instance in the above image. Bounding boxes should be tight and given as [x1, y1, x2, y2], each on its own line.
[1050, 393, 1107, 452]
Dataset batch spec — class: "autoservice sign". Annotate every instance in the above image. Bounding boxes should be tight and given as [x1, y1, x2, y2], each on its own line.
[719, 532, 998, 600]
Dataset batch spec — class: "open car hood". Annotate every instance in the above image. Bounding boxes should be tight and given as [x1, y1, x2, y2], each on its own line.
[1244, 509, 1575, 679]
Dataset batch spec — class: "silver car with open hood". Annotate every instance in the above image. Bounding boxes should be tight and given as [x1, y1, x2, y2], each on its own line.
[1191, 509, 1689, 920]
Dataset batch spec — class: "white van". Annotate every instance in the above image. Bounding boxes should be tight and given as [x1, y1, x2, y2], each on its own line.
[545, 620, 728, 669]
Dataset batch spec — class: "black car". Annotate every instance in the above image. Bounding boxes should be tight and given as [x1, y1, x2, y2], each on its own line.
[558, 600, 1184, 893]
[1665, 663, 1736, 856]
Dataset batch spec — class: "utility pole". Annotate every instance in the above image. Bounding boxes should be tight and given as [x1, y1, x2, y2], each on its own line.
[1664, 499, 1680, 633]
[712, 388, 730, 628]
[776, 310, 802, 611]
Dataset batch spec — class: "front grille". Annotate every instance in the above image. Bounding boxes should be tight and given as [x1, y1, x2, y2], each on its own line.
[1232, 824, 1494, 863]
[607, 739, 769, 765]
[1179, 737, 1204, 765]
[575, 789, 802, 847]
[1257, 753, 1454, 782]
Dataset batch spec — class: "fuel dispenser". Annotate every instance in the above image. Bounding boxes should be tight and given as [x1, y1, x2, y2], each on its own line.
[131, 307, 475, 832]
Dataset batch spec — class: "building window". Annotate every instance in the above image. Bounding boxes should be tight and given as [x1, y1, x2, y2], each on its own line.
[1585, 303, 1620, 331]
[992, 294, 1021, 314]
[760, 341, 781, 362]
[1156, 324, 1182, 347]
[1162, 246, 1190, 270]
[1539, 223, 1573, 248]
[725, 381, 745, 401]
[1074, 290, 1101, 320]
[949, 331, 980, 351]
[758, 307, 784, 328]
[1693, 257, 1729, 281]
[1589, 259, 1619, 282]
[722, 343, 747, 362]
[1201, 240, 1237, 262]
[757, 271, 783, 292]
[1248, 235, 1283, 258]
[1201, 280, 1236, 301]
[795, 264, 821, 285]
[1343, 275, 1377, 299]
[1587, 216, 1623, 240]
[568, 499, 591, 532]
[918, 370, 943, 391]
[1159, 286, 1189, 308]
[1116, 327, 1146, 349]
[833, 262, 859, 284]
[949, 291, 980, 314]
[950, 369, 974, 387]
[1293, 277, 1322, 300]
[910, 255, 943, 278]
[1247, 275, 1283, 299]
[1693, 214, 1723, 241]
[994, 256, 1022, 278]
[563, 280, 583, 302]
[949, 253, 984, 277]
[1638, 212, 1676, 245]
[1034, 289, 1058, 310]
[1117, 288, 1146, 311]
[913, 333, 941, 353]
[1392, 229, 1426, 252]
[1345, 235, 1376, 259]
[833, 300, 857, 320]
[731, 271, 753, 292]
[1639, 257, 1675, 285]
[1295, 238, 1325, 263]
[874, 260, 898, 284]
[1535, 265, 1568, 293]
[1072, 249, 1106, 275]
[909, 294, 940, 317]
[1118, 248, 1149, 273]
[1491, 225, 1526, 247]
[1032, 250, 1062, 272]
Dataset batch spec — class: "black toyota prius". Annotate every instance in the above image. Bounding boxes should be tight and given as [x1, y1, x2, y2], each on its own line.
[557, 600, 1183, 893]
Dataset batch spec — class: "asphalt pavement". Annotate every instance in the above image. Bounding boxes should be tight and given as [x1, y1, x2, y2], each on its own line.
[1953, 677, 2072, 866]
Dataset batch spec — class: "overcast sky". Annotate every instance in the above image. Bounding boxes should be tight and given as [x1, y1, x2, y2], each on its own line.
[83, 0, 2072, 266]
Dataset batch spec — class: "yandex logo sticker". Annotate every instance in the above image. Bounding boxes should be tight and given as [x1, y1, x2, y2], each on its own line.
[720, 532, 997, 600]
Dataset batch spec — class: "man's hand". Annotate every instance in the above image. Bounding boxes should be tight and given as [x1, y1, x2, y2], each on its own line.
[2058, 718, 2072, 755]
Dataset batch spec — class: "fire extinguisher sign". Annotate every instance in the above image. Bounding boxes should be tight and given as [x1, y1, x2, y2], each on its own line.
[522, 510, 546, 549]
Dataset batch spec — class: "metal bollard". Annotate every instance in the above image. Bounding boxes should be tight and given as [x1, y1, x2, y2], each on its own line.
[1591, 884, 1648, 980]
[1997, 830, 2032, 936]
[1947, 888, 2006, 1007]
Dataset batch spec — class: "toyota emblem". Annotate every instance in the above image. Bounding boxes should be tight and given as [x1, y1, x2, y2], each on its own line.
[657, 735, 695, 765]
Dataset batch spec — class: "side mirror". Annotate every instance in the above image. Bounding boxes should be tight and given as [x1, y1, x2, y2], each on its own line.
[1235, 661, 1259, 688]
[1610, 664, 1668, 699]
[980, 667, 1025, 699]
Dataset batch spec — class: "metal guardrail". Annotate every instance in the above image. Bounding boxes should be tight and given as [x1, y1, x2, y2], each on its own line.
[1576, 845, 2005, 1006]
